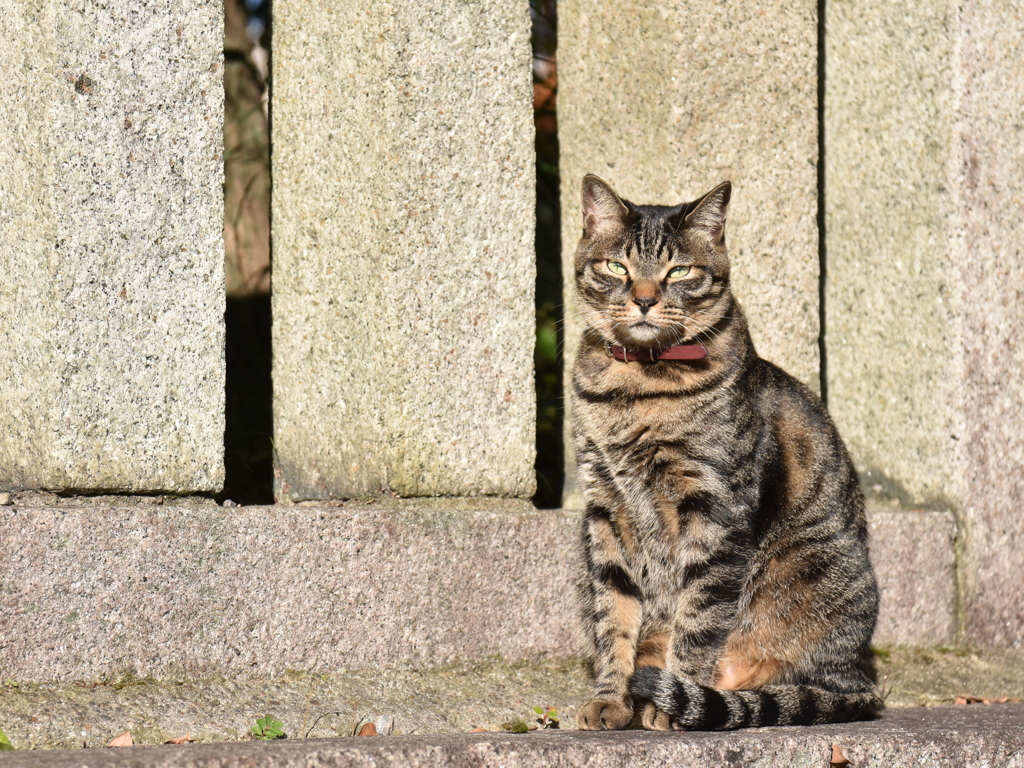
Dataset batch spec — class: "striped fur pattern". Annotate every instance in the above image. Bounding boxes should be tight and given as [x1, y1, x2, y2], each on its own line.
[571, 175, 880, 731]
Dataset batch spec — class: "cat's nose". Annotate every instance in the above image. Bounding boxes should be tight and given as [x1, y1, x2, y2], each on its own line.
[633, 295, 659, 313]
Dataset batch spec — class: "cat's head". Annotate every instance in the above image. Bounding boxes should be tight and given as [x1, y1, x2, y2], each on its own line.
[574, 175, 733, 350]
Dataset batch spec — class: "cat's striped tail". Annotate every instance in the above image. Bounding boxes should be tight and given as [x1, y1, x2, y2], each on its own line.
[629, 668, 881, 730]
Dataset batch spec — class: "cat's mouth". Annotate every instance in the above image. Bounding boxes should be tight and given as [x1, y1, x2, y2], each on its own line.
[621, 319, 677, 347]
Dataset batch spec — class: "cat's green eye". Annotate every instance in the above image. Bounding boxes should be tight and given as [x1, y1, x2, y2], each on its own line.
[607, 260, 628, 276]
[668, 265, 691, 279]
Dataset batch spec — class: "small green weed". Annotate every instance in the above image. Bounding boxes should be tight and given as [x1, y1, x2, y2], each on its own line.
[252, 716, 285, 740]
[532, 706, 559, 728]
[0, 727, 14, 751]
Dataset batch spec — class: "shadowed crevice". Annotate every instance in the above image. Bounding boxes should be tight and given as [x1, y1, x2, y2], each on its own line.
[532, 0, 564, 508]
[221, 295, 274, 505]
[817, 0, 828, 405]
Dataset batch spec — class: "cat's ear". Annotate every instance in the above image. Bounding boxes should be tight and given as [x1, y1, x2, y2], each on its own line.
[581, 174, 630, 237]
[684, 181, 731, 245]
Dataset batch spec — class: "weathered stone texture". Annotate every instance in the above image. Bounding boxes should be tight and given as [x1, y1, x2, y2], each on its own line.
[0, 501, 956, 683]
[958, 0, 1024, 649]
[826, 0, 1024, 648]
[825, 0, 961, 508]
[272, 1, 535, 500]
[867, 508, 957, 648]
[0, 0, 224, 493]
[0, 0, 60, 490]
[0, 502, 578, 681]
[558, 0, 819, 505]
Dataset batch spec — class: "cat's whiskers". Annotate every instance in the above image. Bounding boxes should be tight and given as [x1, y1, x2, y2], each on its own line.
[694, 324, 725, 347]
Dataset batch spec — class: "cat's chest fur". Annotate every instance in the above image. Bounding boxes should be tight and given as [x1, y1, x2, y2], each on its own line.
[573, 347, 770, 575]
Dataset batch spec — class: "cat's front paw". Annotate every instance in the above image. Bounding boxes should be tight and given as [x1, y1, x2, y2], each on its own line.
[576, 698, 633, 730]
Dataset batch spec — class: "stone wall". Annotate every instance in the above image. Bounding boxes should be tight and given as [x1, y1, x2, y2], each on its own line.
[1, 0, 1022, 656]
[826, 0, 1024, 649]
[0, 0, 224, 493]
[271, 0, 536, 500]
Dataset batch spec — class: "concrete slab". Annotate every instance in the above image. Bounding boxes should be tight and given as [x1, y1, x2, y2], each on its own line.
[270, 0, 536, 500]
[879, 646, 1024, 709]
[558, 0, 821, 389]
[825, 0, 1024, 649]
[0, 660, 590, 749]
[0, 704, 1022, 767]
[0, 500, 957, 682]
[3, 644, 1024, 753]
[824, 0, 961, 511]
[0, 0, 224, 494]
[868, 507, 957, 647]
[2, 647, 1023, 750]
[0, 499, 579, 682]
[957, 0, 1024, 651]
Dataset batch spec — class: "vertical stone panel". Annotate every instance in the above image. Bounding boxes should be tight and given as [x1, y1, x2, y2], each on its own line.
[272, 1, 536, 500]
[827, 0, 1024, 648]
[825, 0, 962, 507]
[558, 0, 820, 505]
[0, 0, 60, 489]
[957, 0, 1024, 649]
[0, 0, 225, 493]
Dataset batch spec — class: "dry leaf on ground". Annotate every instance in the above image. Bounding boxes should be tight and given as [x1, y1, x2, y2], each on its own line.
[956, 695, 1018, 705]
[107, 732, 134, 748]
[357, 723, 377, 737]
[469, 727, 488, 733]
[830, 744, 852, 766]
[163, 734, 195, 744]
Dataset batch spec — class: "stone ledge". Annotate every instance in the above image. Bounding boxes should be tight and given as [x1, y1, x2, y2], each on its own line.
[1, 501, 956, 681]
[0, 500, 578, 682]
[1, 704, 1022, 768]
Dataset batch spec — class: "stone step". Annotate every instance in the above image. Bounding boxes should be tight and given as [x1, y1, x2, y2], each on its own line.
[1, 704, 1022, 768]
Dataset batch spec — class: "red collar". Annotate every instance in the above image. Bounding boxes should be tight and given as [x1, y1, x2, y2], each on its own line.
[608, 343, 708, 362]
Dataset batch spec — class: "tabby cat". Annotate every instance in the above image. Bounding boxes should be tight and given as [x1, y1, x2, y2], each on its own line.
[571, 175, 880, 731]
